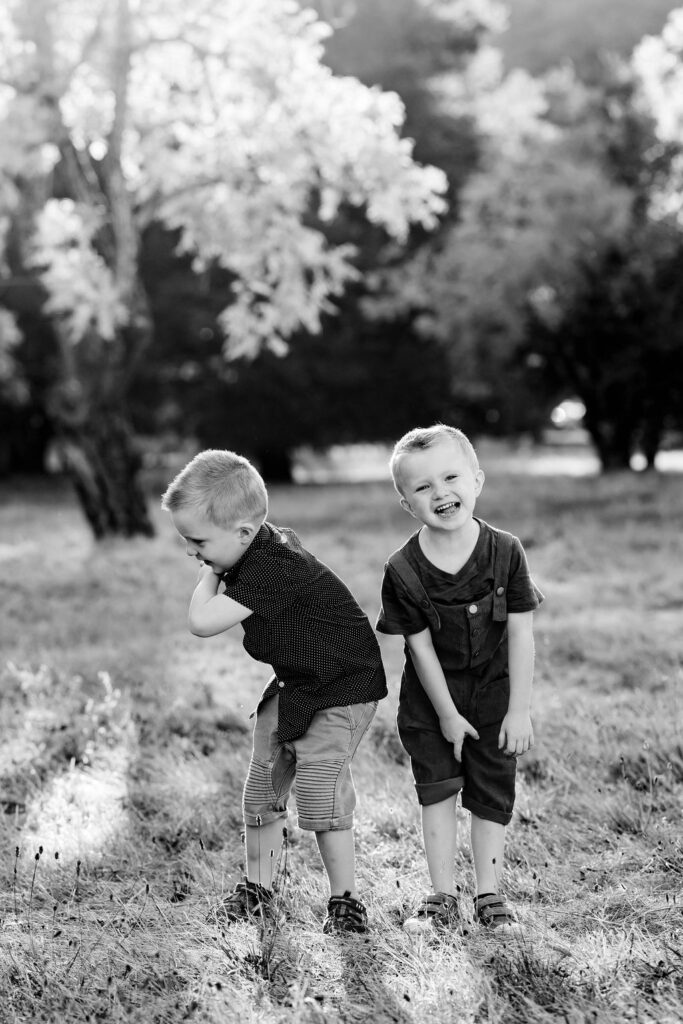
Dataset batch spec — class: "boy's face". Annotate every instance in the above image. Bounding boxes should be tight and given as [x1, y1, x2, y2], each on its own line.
[397, 439, 484, 532]
[171, 507, 255, 574]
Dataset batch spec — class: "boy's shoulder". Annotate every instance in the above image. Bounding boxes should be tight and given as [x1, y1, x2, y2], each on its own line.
[255, 522, 303, 555]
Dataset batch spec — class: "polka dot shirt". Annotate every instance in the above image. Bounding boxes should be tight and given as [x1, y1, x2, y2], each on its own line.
[220, 523, 387, 741]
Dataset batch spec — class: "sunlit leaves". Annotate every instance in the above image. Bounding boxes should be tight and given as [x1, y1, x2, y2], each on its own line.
[0, 0, 447, 356]
[633, 8, 683, 144]
[30, 200, 127, 344]
[632, 7, 683, 222]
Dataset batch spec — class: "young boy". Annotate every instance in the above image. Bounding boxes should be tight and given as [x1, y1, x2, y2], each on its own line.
[376, 425, 543, 932]
[161, 449, 387, 934]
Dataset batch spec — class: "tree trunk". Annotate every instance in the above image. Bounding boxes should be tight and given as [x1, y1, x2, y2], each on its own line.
[586, 420, 634, 472]
[52, 406, 153, 538]
[255, 447, 295, 483]
[640, 410, 664, 470]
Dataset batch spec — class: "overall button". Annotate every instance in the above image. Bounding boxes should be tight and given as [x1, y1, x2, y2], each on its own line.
[473, 649, 480, 657]
[468, 604, 478, 615]
[278, 680, 285, 689]
[496, 586, 505, 596]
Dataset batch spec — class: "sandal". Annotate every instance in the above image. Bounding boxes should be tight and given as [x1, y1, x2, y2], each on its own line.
[211, 878, 274, 923]
[474, 893, 519, 929]
[323, 891, 368, 934]
[403, 891, 460, 932]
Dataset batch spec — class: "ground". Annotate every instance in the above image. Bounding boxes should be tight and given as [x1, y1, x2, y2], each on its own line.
[0, 455, 682, 1023]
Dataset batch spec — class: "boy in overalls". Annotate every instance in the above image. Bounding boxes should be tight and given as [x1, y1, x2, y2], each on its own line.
[376, 425, 543, 931]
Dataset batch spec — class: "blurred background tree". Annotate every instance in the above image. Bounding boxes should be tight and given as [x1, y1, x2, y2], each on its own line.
[130, 0, 503, 482]
[2, 0, 683, 532]
[361, 9, 683, 471]
[0, 0, 446, 533]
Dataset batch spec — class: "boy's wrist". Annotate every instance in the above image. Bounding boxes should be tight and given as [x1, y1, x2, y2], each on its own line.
[439, 707, 464, 724]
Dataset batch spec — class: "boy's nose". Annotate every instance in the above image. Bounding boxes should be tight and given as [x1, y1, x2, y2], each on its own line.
[185, 541, 197, 557]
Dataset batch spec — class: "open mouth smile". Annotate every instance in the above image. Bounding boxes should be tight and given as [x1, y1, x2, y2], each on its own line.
[434, 501, 461, 516]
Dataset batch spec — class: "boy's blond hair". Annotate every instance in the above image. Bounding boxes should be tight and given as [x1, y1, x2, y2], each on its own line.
[161, 449, 268, 527]
[390, 424, 479, 495]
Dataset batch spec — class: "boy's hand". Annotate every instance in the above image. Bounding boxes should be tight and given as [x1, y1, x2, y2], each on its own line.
[196, 562, 221, 584]
[498, 711, 534, 756]
[439, 710, 479, 762]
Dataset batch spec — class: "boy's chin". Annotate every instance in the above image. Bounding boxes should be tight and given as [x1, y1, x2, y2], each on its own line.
[203, 561, 225, 575]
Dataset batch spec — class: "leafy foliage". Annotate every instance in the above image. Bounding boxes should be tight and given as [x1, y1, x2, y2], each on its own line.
[364, 14, 683, 465]
[0, 0, 447, 356]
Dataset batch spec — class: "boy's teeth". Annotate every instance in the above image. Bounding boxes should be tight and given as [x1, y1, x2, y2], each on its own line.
[436, 502, 459, 513]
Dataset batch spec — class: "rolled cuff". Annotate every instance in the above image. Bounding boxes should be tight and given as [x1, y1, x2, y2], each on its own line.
[461, 793, 513, 826]
[297, 812, 354, 832]
[243, 807, 288, 828]
[415, 776, 464, 806]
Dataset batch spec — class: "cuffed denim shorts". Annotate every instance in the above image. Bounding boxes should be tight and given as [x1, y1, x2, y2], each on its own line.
[243, 694, 377, 832]
[398, 721, 517, 825]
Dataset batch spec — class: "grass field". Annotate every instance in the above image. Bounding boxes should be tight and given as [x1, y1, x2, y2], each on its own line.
[1, 464, 682, 1023]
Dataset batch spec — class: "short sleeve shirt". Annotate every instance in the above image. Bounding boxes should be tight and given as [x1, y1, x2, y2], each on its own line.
[376, 520, 543, 730]
[220, 523, 387, 741]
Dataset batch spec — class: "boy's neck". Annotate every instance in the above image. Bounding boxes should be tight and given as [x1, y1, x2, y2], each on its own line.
[419, 517, 480, 572]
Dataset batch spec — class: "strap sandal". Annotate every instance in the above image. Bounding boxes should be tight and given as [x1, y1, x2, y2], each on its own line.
[211, 878, 274, 923]
[474, 893, 519, 930]
[323, 890, 368, 934]
[403, 891, 460, 933]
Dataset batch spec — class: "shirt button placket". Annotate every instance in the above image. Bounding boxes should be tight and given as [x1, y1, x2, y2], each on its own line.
[469, 604, 479, 657]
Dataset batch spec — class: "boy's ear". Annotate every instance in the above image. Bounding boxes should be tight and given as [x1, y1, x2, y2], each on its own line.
[400, 496, 417, 518]
[237, 521, 258, 543]
[474, 469, 485, 496]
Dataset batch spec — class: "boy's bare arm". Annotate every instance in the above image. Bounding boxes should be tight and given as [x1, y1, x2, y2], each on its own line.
[499, 610, 535, 754]
[405, 628, 479, 760]
[188, 564, 253, 637]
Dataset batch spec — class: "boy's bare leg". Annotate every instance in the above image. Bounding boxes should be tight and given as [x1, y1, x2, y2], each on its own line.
[470, 814, 505, 895]
[316, 828, 357, 898]
[421, 795, 459, 895]
[245, 818, 286, 889]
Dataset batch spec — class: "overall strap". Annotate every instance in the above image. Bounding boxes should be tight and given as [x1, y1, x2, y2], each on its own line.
[488, 525, 515, 622]
[387, 549, 441, 632]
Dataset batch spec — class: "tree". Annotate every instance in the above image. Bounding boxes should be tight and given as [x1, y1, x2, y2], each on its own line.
[363, 39, 683, 468]
[0, 0, 446, 535]
[312, 0, 507, 203]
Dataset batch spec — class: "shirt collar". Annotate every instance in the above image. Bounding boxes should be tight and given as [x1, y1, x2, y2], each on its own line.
[220, 522, 270, 582]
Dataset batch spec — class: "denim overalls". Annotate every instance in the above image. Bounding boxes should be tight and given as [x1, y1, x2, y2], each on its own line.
[383, 523, 519, 821]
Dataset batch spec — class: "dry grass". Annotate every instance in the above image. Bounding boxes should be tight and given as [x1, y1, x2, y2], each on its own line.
[0, 462, 682, 1023]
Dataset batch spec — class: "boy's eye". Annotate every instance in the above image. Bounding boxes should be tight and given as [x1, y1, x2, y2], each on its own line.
[415, 484, 429, 492]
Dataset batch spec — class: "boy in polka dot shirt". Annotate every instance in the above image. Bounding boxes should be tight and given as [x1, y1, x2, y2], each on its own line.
[162, 449, 386, 934]
[377, 425, 543, 932]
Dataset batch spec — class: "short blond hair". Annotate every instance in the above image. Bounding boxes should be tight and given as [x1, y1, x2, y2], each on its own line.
[161, 449, 268, 527]
[390, 424, 479, 495]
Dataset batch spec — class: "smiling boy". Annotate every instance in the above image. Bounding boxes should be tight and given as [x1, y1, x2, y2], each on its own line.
[376, 425, 543, 931]
[162, 449, 387, 933]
